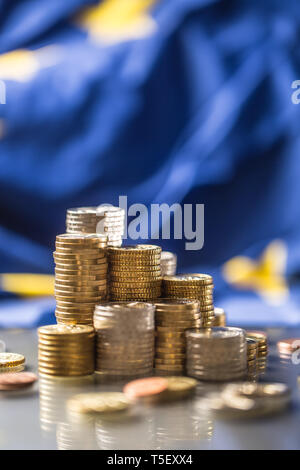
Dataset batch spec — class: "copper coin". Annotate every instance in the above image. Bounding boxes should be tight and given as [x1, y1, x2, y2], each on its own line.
[123, 376, 168, 399]
[0, 372, 38, 390]
[277, 338, 300, 353]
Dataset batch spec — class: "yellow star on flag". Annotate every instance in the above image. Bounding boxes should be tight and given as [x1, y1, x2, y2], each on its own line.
[223, 240, 289, 305]
[76, 0, 157, 44]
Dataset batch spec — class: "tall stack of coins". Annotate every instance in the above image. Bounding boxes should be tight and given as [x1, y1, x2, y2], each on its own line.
[162, 274, 215, 327]
[94, 302, 155, 377]
[66, 206, 125, 247]
[38, 325, 95, 377]
[160, 251, 177, 276]
[186, 327, 247, 381]
[153, 299, 200, 374]
[54, 234, 108, 325]
[213, 307, 226, 327]
[108, 245, 162, 301]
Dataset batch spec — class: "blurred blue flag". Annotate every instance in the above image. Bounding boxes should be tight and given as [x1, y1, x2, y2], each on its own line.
[0, 0, 300, 326]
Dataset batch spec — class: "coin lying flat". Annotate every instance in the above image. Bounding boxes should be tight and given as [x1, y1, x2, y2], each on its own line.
[67, 392, 131, 414]
[0, 353, 25, 368]
[123, 377, 168, 400]
[0, 372, 38, 390]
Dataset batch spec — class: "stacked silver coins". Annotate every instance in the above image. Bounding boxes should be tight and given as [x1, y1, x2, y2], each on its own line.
[186, 327, 247, 381]
[162, 274, 215, 327]
[213, 307, 226, 327]
[54, 234, 108, 325]
[108, 245, 162, 301]
[38, 324, 95, 377]
[153, 299, 200, 374]
[160, 251, 177, 276]
[94, 302, 155, 377]
[66, 206, 125, 247]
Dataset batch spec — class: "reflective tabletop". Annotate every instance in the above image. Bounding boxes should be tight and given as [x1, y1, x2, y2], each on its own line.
[0, 327, 299, 450]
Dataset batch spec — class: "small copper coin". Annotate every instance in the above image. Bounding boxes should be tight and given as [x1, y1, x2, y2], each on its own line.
[123, 377, 168, 399]
[277, 338, 300, 353]
[0, 372, 38, 390]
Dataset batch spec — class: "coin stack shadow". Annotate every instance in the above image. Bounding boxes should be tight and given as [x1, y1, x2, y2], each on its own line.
[162, 274, 215, 327]
[94, 302, 155, 377]
[66, 206, 125, 247]
[54, 233, 108, 325]
[186, 327, 247, 381]
[160, 251, 177, 276]
[38, 324, 95, 377]
[246, 337, 258, 381]
[246, 331, 268, 374]
[153, 299, 200, 375]
[108, 245, 162, 301]
[213, 307, 226, 327]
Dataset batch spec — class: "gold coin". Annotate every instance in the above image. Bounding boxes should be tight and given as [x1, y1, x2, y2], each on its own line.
[67, 392, 130, 414]
[109, 244, 161, 253]
[0, 353, 25, 368]
[166, 376, 197, 393]
[163, 274, 213, 284]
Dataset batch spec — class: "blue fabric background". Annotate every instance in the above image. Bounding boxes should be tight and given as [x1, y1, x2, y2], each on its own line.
[0, 0, 300, 326]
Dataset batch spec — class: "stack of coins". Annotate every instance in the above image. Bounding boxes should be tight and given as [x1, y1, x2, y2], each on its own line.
[246, 331, 268, 374]
[94, 302, 155, 377]
[186, 327, 247, 381]
[162, 274, 215, 327]
[108, 245, 162, 301]
[246, 337, 258, 379]
[160, 251, 177, 276]
[38, 325, 95, 377]
[213, 307, 226, 327]
[54, 233, 108, 325]
[153, 299, 200, 374]
[66, 206, 125, 247]
[0, 353, 25, 373]
[246, 331, 268, 358]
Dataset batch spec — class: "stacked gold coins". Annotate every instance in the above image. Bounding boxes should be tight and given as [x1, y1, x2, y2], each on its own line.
[246, 331, 268, 374]
[108, 245, 162, 301]
[160, 251, 177, 276]
[186, 327, 247, 381]
[246, 337, 258, 379]
[54, 233, 108, 325]
[213, 307, 226, 327]
[153, 299, 200, 374]
[38, 325, 95, 377]
[246, 331, 268, 358]
[94, 302, 155, 377]
[66, 206, 125, 247]
[162, 274, 215, 327]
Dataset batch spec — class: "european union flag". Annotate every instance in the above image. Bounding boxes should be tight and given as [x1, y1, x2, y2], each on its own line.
[0, 0, 300, 326]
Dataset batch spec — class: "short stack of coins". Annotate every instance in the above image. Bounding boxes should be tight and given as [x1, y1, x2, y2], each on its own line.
[94, 302, 155, 377]
[153, 299, 200, 374]
[162, 274, 215, 327]
[186, 327, 247, 381]
[108, 245, 162, 301]
[246, 337, 258, 379]
[66, 206, 125, 247]
[246, 331, 268, 373]
[38, 325, 95, 377]
[54, 233, 108, 325]
[160, 251, 177, 276]
[213, 307, 226, 327]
